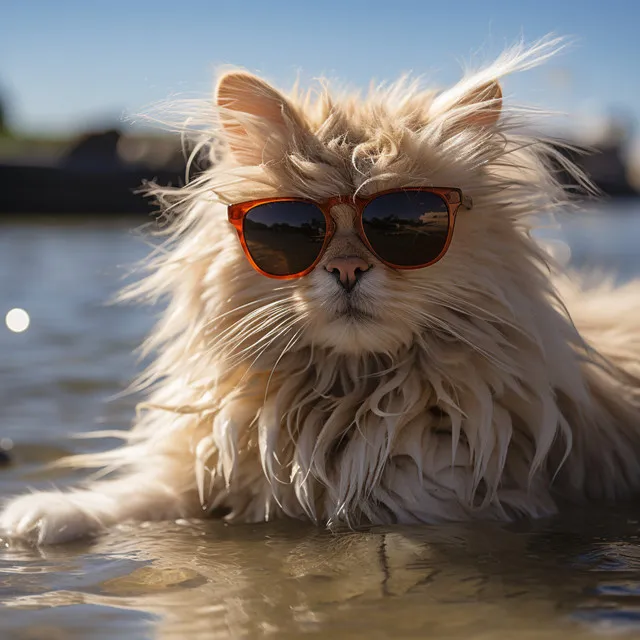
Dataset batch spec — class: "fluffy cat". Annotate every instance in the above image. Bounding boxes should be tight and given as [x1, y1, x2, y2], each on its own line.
[3, 38, 640, 545]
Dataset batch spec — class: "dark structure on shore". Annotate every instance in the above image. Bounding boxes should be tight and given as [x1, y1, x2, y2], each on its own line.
[0, 127, 637, 216]
[551, 134, 637, 198]
[0, 129, 185, 216]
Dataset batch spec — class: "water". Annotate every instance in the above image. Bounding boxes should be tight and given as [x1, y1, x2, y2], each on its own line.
[1, 201, 640, 639]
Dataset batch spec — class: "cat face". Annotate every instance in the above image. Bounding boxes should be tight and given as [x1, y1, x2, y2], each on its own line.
[205, 70, 549, 361]
[294, 200, 418, 355]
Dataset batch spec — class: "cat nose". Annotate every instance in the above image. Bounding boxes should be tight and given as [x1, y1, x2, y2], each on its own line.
[324, 256, 371, 291]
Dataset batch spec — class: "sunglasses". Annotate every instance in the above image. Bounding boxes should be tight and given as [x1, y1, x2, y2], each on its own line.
[227, 187, 473, 280]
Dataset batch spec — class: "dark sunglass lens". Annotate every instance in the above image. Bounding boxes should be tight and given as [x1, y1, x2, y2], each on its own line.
[362, 191, 450, 267]
[243, 201, 327, 276]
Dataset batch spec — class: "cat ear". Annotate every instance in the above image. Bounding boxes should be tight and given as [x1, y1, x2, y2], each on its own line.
[429, 80, 502, 129]
[216, 71, 302, 165]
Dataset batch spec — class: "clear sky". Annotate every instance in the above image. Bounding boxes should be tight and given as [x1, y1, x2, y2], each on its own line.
[2, 0, 640, 141]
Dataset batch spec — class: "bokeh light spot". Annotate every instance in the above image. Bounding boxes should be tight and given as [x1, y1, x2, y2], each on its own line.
[5, 308, 30, 333]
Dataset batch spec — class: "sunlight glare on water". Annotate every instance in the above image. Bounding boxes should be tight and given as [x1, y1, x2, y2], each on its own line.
[5, 308, 30, 333]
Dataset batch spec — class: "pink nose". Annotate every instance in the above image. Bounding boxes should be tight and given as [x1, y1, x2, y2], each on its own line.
[325, 256, 371, 291]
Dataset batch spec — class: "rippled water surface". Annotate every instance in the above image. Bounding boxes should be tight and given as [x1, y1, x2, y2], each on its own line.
[2, 201, 640, 639]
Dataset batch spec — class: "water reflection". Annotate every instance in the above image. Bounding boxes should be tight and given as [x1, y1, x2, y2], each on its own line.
[4, 511, 640, 639]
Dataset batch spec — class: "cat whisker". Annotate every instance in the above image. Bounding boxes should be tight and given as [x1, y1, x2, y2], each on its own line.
[264, 321, 309, 403]
[414, 311, 513, 369]
[235, 317, 309, 384]
[211, 303, 297, 347]
[204, 292, 297, 328]
[219, 315, 302, 364]
[214, 310, 298, 358]
[205, 294, 297, 332]
[410, 286, 526, 336]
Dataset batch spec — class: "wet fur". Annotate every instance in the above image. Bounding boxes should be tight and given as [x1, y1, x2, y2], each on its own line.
[2, 38, 640, 544]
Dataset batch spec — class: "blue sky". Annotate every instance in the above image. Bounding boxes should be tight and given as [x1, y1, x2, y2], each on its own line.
[3, 0, 640, 140]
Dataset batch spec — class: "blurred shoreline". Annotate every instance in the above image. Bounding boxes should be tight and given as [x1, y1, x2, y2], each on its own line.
[0, 124, 638, 216]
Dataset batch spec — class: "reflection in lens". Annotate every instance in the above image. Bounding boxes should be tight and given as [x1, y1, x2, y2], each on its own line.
[243, 201, 326, 276]
[362, 191, 450, 267]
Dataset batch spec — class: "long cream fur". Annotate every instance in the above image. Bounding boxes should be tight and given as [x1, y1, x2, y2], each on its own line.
[2, 37, 640, 544]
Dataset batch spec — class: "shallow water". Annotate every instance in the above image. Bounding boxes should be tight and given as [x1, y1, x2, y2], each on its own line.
[1, 201, 640, 639]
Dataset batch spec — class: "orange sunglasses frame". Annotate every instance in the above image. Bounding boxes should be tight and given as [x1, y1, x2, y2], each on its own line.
[227, 187, 473, 280]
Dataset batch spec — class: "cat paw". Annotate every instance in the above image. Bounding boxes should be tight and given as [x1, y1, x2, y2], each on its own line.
[0, 493, 102, 545]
